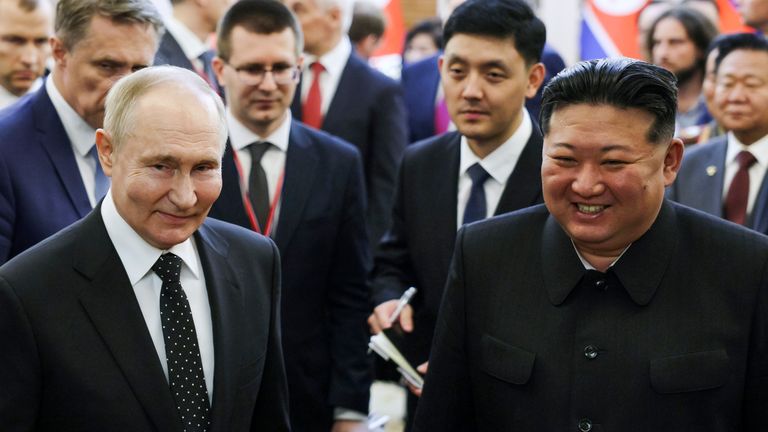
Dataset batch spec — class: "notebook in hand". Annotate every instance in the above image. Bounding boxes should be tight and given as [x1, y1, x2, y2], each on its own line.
[369, 326, 424, 389]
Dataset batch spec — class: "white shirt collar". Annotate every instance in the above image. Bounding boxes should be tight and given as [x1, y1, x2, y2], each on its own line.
[227, 109, 291, 153]
[46, 73, 96, 156]
[101, 190, 201, 286]
[304, 36, 351, 78]
[726, 131, 768, 167]
[572, 240, 631, 271]
[459, 109, 533, 182]
[164, 16, 209, 61]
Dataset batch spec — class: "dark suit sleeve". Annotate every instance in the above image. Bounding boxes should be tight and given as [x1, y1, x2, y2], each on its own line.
[743, 256, 768, 428]
[370, 154, 415, 306]
[327, 151, 373, 413]
[0, 275, 41, 430]
[0, 154, 14, 264]
[412, 228, 474, 431]
[365, 81, 408, 246]
[251, 240, 291, 431]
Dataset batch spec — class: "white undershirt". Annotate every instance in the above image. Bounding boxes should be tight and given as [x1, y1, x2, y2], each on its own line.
[46, 75, 100, 207]
[722, 131, 768, 217]
[456, 110, 533, 229]
[101, 191, 215, 402]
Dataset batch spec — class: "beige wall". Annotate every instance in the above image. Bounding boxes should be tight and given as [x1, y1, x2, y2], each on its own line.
[402, 0, 437, 28]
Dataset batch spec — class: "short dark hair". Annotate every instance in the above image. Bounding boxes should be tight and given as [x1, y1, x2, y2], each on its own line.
[217, 0, 303, 61]
[348, 1, 384, 43]
[404, 17, 442, 53]
[540, 58, 678, 144]
[443, 0, 545, 65]
[713, 32, 768, 72]
[646, 6, 717, 72]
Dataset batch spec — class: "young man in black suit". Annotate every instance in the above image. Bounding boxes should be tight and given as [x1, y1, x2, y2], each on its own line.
[209, 1, 371, 431]
[0, 66, 290, 431]
[367, 0, 546, 428]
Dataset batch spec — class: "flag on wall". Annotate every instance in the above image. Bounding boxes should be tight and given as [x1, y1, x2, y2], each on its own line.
[580, 0, 649, 60]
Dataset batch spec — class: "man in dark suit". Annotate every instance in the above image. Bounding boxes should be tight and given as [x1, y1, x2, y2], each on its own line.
[413, 54, 768, 430]
[209, 2, 370, 431]
[0, 66, 290, 431]
[367, 0, 546, 428]
[284, 0, 408, 245]
[0, 0, 164, 264]
[401, 43, 565, 144]
[670, 33, 768, 233]
[153, 0, 229, 93]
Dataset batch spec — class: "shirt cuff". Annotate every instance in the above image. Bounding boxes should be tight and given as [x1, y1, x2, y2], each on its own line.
[333, 407, 368, 421]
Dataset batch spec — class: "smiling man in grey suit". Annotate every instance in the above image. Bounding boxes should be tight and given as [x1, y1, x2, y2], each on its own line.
[670, 32, 768, 234]
[0, 66, 290, 431]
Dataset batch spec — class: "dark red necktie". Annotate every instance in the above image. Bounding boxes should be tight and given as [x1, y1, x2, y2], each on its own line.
[724, 150, 757, 225]
[303, 62, 325, 129]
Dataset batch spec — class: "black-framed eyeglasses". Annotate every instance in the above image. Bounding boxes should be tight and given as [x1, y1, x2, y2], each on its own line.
[222, 61, 299, 86]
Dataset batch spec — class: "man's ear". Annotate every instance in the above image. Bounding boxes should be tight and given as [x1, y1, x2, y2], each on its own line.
[50, 36, 68, 68]
[525, 62, 546, 99]
[211, 56, 225, 87]
[95, 129, 115, 177]
[663, 137, 685, 186]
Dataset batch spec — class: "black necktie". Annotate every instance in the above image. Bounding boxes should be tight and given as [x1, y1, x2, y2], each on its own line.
[152, 253, 211, 432]
[248, 142, 271, 228]
[463, 163, 491, 225]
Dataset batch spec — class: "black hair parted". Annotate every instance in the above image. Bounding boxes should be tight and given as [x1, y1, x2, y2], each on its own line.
[713, 32, 768, 73]
[443, 0, 545, 65]
[540, 57, 678, 144]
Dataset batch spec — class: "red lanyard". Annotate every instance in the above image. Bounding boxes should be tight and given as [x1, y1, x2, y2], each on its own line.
[231, 147, 284, 236]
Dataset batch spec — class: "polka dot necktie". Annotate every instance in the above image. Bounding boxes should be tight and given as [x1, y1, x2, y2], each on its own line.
[152, 253, 211, 432]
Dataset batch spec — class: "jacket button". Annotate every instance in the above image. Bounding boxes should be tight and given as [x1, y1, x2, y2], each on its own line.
[578, 418, 593, 432]
[584, 345, 599, 359]
[595, 279, 607, 290]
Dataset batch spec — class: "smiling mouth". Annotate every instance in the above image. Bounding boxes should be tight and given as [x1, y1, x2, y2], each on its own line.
[577, 204, 607, 214]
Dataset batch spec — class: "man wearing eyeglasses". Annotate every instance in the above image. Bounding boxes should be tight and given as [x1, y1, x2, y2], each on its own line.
[209, 1, 371, 432]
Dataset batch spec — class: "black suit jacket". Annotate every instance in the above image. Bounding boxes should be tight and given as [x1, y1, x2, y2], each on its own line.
[209, 121, 371, 431]
[370, 128, 544, 365]
[291, 52, 407, 245]
[414, 201, 768, 431]
[0, 209, 290, 431]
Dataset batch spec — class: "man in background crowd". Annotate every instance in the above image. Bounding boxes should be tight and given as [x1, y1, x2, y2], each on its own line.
[153, 0, 232, 93]
[284, 0, 408, 246]
[210, 1, 371, 430]
[0, 0, 164, 264]
[349, 0, 385, 60]
[647, 5, 718, 143]
[0, 0, 54, 109]
[671, 32, 768, 234]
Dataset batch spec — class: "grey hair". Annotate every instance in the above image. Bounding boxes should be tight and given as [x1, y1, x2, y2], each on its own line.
[103, 66, 228, 154]
[55, 0, 164, 50]
[317, 0, 353, 33]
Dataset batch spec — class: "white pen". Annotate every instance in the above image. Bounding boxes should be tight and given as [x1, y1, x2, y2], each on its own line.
[388, 287, 417, 325]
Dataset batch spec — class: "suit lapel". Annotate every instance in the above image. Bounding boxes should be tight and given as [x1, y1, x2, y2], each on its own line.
[75, 210, 180, 432]
[749, 165, 768, 234]
[428, 133, 461, 259]
[194, 224, 241, 432]
[495, 126, 543, 215]
[33, 89, 92, 217]
[321, 53, 356, 132]
[213, 141, 252, 229]
[700, 138, 728, 217]
[273, 123, 318, 251]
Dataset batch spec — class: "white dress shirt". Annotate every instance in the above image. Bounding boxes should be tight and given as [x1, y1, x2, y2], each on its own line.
[0, 77, 42, 110]
[163, 16, 209, 71]
[456, 109, 533, 229]
[101, 191, 215, 402]
[227, 109, 290, 233]
[300, 36, 352, 116]
[46, 75, 101, 207]
[722, 132, 768, 217]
